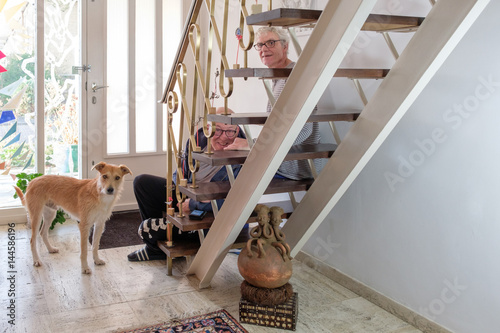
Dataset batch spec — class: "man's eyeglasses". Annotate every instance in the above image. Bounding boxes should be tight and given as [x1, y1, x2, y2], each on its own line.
[214, 128, 237, 138]
[254, 39, 283, 51]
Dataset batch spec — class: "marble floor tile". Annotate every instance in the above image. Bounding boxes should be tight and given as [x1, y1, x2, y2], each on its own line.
[0, 222, 423, 333]
[302, 297, 420, 333]
[48, 302, 138, 333]
[10, 313, 53, 333]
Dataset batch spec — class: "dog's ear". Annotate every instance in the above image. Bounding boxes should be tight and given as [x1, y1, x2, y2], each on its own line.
[92, 161, 107, 172]
[119, 165, 132, 176]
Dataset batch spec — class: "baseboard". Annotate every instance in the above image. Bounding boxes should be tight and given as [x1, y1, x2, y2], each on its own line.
[113, 202, 138, 212]
[295, 251, 452, 333]
[0, 207, 28, 225]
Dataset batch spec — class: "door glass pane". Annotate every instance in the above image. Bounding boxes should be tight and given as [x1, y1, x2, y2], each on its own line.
[106, 0, 129, 154]
[162, 0, 181, 151]
[0, 0, 36, 208]
[135, 0, 156, 153]
[44, 0, 81, 176]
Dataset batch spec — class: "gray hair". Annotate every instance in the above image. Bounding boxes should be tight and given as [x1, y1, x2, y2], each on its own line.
[255, 26, 290, 51]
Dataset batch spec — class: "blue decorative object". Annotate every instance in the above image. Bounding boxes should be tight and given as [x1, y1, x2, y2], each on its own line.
[0, 121, 17, 143]
[0, 110, 16, 124]
[11, 141, 25, 159]
[4, 133, 21, 147]
[23, 154, 34, 171]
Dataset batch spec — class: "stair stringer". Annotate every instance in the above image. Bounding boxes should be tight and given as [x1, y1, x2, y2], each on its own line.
[283, 0, 490, 257]
[186, 0, 379, 288]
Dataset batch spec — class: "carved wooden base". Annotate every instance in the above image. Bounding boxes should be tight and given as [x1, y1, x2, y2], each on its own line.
[240, 280, 294, 306]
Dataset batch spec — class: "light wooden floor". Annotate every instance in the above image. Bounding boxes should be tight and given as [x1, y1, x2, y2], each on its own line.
[0, 220, 421, 333]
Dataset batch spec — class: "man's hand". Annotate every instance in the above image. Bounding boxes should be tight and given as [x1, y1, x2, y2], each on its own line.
[179, 199, 191, 214]
[223, 137, 250, 150]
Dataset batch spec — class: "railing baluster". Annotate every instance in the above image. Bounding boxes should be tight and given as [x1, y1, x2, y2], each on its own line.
[164, 0, 256, 216]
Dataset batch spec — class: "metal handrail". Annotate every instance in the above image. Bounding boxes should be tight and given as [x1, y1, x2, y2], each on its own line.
[161, 0, 265, 222]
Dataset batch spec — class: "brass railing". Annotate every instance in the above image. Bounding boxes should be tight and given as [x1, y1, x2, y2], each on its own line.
[160, 0, 273, 217]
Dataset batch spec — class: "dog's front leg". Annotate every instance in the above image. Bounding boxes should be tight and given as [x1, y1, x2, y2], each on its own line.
[79, 220, 92, 274]
[92, 221, 106, 266]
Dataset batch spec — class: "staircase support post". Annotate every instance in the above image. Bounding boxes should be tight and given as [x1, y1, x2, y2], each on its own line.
[381, 32, 400, 60]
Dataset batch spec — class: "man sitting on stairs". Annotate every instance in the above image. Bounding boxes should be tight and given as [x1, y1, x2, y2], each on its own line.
[223, 26, 322, 180]
[128, 108, 247, 261]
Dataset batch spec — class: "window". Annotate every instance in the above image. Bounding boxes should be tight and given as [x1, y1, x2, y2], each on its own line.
[0, 0, 81, 209]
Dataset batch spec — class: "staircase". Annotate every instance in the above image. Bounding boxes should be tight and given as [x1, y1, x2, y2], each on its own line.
[159, 0, 489, 287]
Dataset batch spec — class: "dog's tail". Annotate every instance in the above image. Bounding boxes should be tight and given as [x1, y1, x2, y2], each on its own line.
[13, 186, 26, 206]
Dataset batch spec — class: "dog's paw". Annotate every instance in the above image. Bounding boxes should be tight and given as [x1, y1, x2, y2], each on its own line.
[48, 247, 59, 253]
[82, 267, 92, 274]
[94, 258, 106, 266]
[33, 260, 42, 267]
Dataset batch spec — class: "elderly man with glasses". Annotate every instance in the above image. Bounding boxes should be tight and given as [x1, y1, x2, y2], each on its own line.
[224, 26, 321, 180]
[128, 108, 246, 261]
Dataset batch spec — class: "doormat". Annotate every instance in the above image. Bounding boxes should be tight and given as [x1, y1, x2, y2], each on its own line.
[118, 309, 248, 333]
[89, 210, 143, 249]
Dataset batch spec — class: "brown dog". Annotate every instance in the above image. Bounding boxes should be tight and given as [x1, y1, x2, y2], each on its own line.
[14, 162, 132, 274]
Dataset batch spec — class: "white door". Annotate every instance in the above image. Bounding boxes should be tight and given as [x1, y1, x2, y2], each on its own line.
[82, 0, 181, 211]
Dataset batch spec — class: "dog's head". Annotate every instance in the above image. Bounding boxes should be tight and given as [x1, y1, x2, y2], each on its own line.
[92, 162, 133, 195]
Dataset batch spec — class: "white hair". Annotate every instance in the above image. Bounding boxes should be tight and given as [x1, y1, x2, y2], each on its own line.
[255, 26, 289, 53]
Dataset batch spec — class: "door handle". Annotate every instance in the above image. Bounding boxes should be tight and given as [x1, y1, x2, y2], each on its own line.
[91, 82, 109, 93]
[72, 64, 91, 74]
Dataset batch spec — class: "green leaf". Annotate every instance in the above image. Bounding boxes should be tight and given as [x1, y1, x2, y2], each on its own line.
[50, 210, 67, 230]
[16, 172, 28, 180]
[28, 173, 42, 181]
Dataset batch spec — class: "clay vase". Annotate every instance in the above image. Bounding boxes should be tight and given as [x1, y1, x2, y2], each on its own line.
[238, 242, 293, 289]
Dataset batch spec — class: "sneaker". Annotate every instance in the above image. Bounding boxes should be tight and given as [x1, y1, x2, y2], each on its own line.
[127, 247, 166, 261]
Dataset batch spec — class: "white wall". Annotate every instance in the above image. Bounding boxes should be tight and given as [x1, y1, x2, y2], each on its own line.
[301, 1, 500, 332]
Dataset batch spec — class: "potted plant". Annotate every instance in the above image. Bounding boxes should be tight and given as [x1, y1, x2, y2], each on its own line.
[13, 172, 67, 229]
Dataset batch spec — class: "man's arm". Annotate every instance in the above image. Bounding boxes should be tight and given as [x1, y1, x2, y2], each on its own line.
[187, 198, 222, 212]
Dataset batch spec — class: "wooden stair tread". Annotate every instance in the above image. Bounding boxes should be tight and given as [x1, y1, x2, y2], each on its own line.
[247, 8, 321, 27]
[166, 212, 214, 232]
[247, 8, 424, 32]
[158, 238, 200, 258]
[364, 14, 425, 32]
[224, 67, 389, 80]
[208, 109, 360, 125]
[179, 178, 314, 202]
[166, 211, 292, 232]
[158, 229, 250, 258]
[193, 143, 336, 166]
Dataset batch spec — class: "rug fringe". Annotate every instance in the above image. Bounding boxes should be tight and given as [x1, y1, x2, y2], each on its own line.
[168, 308, 220, 322]
[114, 308, 242, 333]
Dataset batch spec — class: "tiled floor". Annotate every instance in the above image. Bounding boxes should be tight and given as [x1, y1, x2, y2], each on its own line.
[0, 220, 421, 333]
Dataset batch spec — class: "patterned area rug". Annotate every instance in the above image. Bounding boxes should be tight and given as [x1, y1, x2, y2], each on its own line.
[120, 309, 248, 333]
